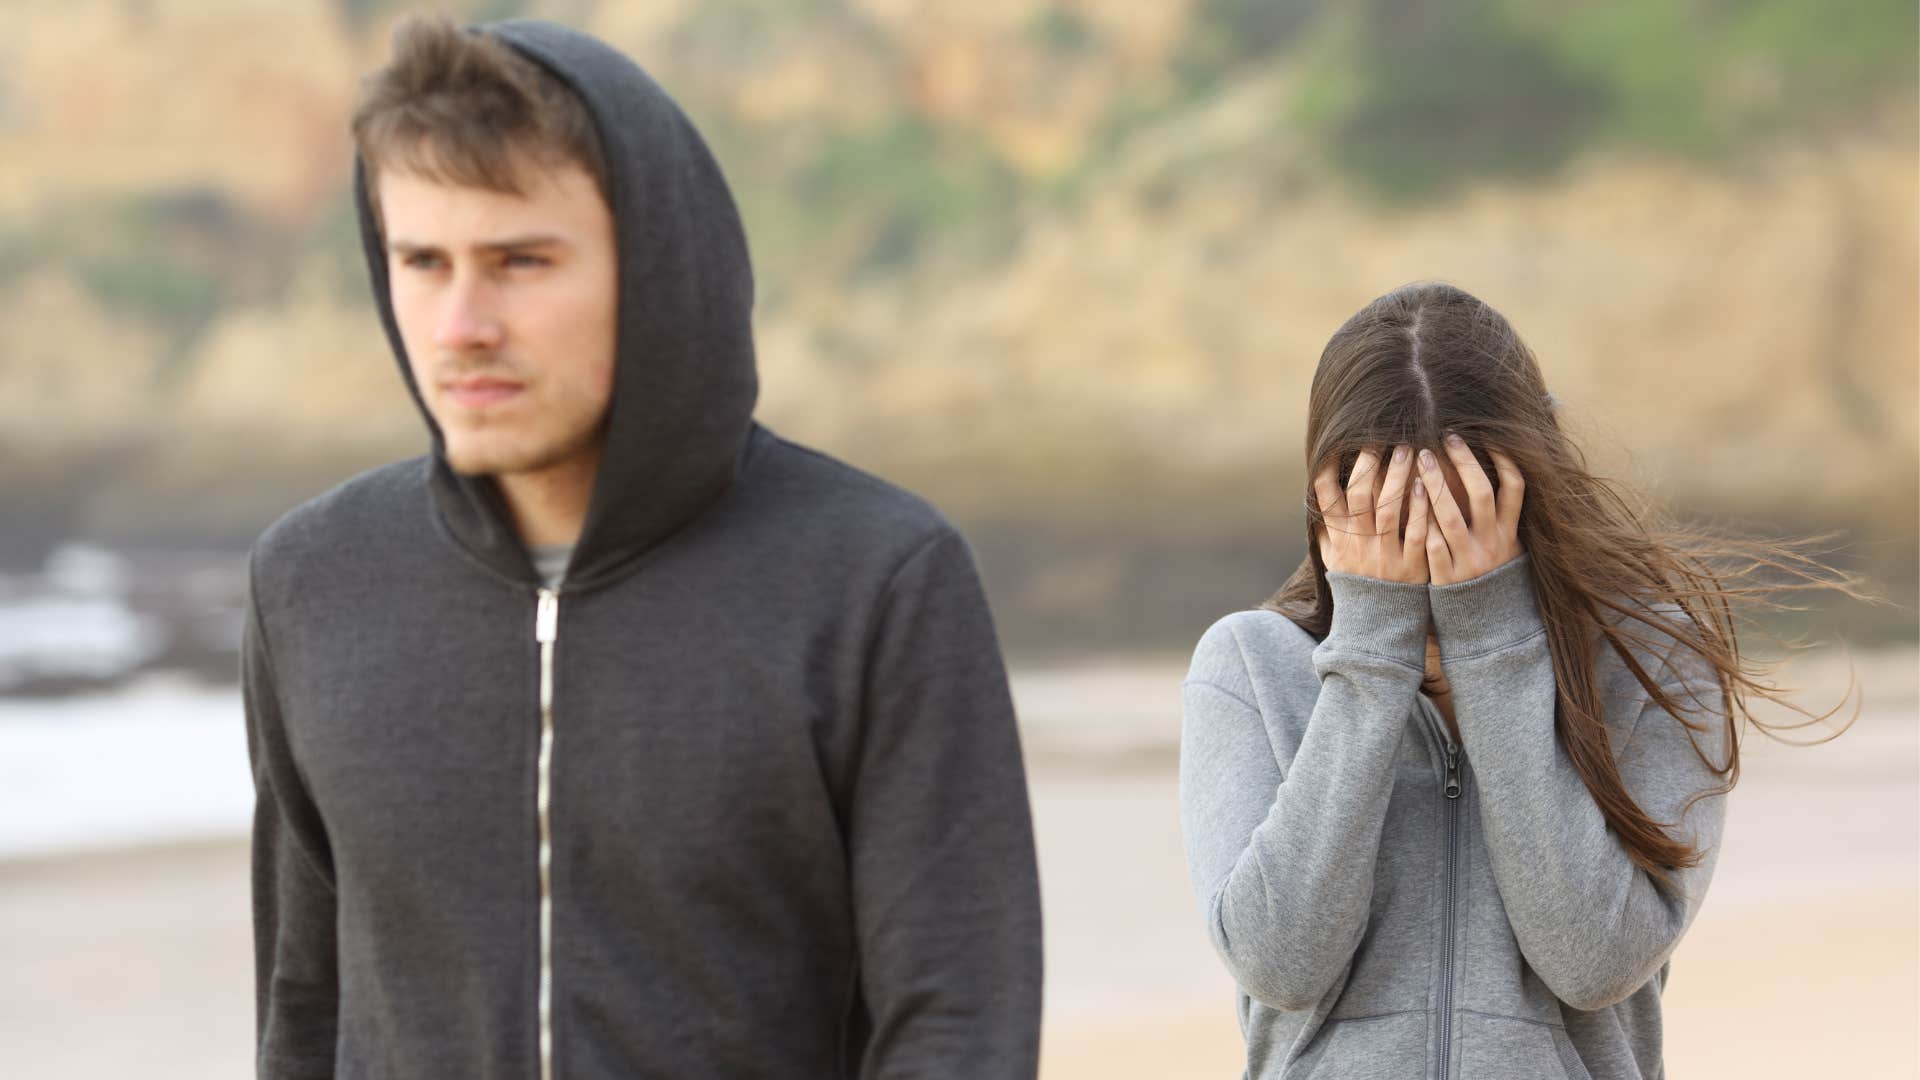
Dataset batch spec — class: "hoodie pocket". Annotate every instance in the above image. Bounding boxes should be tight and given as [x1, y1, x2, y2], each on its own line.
[1286, 1011, 1426, 1079]
[1457, 1010, 1596, 1080]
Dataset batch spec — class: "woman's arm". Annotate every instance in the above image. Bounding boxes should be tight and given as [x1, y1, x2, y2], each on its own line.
[1430, 553, 1730, 1011]
[1179, 572, 1429, 1011]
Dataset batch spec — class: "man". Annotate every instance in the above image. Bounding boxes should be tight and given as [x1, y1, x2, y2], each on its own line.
[243, 14, 1043, 1078]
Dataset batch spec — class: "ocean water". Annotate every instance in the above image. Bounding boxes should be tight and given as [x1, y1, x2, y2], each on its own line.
[0, 660, 1186, 861]
[0, 674, 250, 859]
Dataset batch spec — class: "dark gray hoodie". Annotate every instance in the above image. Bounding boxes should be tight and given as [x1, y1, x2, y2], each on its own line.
[243, 19, 1042, 1079]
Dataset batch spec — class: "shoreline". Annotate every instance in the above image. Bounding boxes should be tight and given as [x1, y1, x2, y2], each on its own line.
[3, 646, 1913, 1077]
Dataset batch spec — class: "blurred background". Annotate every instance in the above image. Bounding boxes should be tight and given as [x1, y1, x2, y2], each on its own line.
[1, 0, 1914, 1076]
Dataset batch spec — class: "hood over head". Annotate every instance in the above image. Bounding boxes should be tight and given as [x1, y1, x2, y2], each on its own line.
[353, 18, 759, 592]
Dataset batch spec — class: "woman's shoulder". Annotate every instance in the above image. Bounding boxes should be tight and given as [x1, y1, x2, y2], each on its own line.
[1585, 598, 1730, 757]
[1593, 598, 1713, 687]
[1186, 608, 1323, 708]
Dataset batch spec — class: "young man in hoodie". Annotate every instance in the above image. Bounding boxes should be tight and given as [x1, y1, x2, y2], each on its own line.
[243, 15, 1043, 1078]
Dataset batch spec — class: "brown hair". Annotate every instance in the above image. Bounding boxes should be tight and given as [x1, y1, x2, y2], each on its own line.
[1268, 281, 1879, 890]
[350, 12, 610, 224]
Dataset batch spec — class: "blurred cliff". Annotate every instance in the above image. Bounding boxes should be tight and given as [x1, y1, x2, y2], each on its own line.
[2, 0, 1913, 657]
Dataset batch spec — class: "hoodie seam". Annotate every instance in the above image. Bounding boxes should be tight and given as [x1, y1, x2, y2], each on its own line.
[245, 549, 285, 718]
[1317, 646, 1430, 677]
[1456, 1006, 1567, 1029]
[1326, 1008, 1428, 1024]
[845, 523, 961, 809]
[1222, 623, 1276, 723]
[245, 550, 338, 895]
[1182, 678, 1260, 717]
[1437, 626, 1548, 665]
[1616, 633, 1715, 759]
[870, 527, 957, 621]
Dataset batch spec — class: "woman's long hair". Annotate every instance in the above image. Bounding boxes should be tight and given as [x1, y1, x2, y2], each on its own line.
[1267, 282, 1878, 887]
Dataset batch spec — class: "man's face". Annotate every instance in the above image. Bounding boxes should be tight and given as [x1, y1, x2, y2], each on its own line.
[379, 158, 618, 479]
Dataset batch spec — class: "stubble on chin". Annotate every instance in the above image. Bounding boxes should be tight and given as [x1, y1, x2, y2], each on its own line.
[440, 419, 603, 480]
[443, 434, 544, 478]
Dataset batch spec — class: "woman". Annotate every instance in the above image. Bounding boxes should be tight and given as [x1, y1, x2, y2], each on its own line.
[1179, 281, 1867, 1078]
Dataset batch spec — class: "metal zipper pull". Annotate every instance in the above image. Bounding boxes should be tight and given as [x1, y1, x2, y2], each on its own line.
[533, 586, 559, 1080]
[1443, 741, 1461, 799]
[536, 588, 559, 645]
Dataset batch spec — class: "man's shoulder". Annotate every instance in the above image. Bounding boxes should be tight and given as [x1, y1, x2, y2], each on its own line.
[249, 455, 431, 582]
[746, 430, 957, 553]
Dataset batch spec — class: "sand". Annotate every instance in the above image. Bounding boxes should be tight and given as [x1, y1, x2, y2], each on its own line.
[2, 646, 1913, 1078]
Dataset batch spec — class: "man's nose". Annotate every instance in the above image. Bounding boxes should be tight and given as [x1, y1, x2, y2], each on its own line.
[432, 277, 504, 351]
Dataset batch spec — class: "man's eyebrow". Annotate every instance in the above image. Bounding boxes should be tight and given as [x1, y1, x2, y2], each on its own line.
[386, 235, 570, 255]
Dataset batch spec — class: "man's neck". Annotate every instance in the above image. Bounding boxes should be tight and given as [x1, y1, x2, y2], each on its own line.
[497, 454, 600, 549]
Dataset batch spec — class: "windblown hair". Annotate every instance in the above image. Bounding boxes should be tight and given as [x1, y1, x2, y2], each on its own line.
[1267, 281, 1875, 889]
[351, 12, 610, 224]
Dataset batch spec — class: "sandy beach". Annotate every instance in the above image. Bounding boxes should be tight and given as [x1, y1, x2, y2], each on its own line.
[2, 646, 1913, 1078]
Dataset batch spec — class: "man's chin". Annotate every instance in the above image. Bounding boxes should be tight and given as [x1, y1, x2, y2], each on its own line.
[441, 427, 604, 480]
[445, 457, 499, 478]
[443, 443, 531, 477]
[443, 439, 583, 479]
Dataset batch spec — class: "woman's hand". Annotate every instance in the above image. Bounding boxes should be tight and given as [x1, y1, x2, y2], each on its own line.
[1312, 445, 1430, 584]
[1418, 434, 1525, 585]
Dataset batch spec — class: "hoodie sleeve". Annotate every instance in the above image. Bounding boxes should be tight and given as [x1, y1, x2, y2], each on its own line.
[1429, 553, 1730, 1011]
[848, 527, 1043, 1079]
[242, 556, 340, 1078]
[1178, 573, 1428, 1011]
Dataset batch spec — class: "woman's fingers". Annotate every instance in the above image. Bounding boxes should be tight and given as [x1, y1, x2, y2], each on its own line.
[1418, 448, 1462, 584]
[1375, 445, 1413, 540]
[1404, 474, 1431, 566]
[1345, 447, 1381, 520]
[1442, 432, 1498, 534]
[1311, 460, 1345, 521]
[1418, 447, 1470, 549]
[1311, 461, 1345, 567]
[1424, 493, 1453, 581]
[1489, 447, 1525, 536]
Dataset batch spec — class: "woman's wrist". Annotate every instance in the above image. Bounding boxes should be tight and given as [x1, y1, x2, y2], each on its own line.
[1428, 551, 1543, 660]
[1324, 570, 1431, 670]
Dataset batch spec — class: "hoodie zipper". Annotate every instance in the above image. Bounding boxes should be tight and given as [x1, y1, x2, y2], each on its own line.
[1433, 704, 1462, 1080]
[535, 588, 560, 1080]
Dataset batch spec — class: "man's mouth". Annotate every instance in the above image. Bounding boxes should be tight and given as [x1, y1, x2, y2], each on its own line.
[442, 377, 524, 409]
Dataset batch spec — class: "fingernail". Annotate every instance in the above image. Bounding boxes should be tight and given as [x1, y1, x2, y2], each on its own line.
[1393, 445, 1408, 464]
[1413, 477, 1424, 496]
[1445, 432, 1465, 449]
[1419, 449, 1436, 471]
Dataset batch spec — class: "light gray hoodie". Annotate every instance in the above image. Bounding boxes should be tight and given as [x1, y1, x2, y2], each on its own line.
[1180, 553, 1728, 1079]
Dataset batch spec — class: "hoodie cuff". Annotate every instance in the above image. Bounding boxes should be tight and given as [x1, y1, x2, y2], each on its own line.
[1429, 552, 1544, 661]
[1322, 571, 1431, 672]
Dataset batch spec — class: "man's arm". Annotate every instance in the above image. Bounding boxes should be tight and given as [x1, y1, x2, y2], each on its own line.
[847, 527, 1043, 1079]
[242, 554, 340, 1078]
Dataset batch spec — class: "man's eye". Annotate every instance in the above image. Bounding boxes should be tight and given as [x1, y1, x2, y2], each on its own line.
[401, 253, 443, 270]
[505, 253, 550, 268]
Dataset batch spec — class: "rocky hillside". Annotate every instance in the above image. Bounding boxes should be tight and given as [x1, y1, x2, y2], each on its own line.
[3, 0, 1913, 647]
